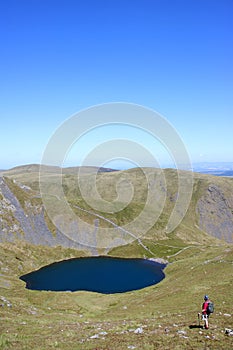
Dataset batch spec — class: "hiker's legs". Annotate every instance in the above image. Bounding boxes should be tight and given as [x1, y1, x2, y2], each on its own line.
[206, 315, 209, 329]
[204, 316, 209, 329]
[202, 314, 209, 329]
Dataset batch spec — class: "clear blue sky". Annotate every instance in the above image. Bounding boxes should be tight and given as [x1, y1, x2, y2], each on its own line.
[0, 0, 232, 169]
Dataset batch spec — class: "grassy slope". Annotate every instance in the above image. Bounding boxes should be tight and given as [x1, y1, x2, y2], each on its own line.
[5, 165, 233, 244]
[1, 166, 233, 349]
[0, 240, 232, 350]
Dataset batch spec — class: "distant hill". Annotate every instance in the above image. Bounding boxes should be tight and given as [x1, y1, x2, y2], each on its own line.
[193, 162, 233, 176]
[196, 170, 233, 177]
[2, 163, 118, 175]
[0, 164, 232, 254]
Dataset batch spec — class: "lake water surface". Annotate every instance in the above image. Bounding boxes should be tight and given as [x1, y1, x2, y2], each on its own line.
[20, 256, 166, 294]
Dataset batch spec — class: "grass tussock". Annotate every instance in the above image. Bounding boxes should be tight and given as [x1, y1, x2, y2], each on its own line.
[0, 240, 232, 350]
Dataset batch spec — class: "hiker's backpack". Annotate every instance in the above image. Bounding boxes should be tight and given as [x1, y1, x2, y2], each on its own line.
[207, 301, 214, 314]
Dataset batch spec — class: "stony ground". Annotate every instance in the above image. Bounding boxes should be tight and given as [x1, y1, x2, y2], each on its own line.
[1, 292, 233, 350]
[0, 240, 232, 350]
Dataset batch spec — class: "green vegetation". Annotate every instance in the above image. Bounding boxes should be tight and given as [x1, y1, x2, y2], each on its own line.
[0, 165, 232, 349]
[0, 240, 232, 349]
[3, 164, 233, 242]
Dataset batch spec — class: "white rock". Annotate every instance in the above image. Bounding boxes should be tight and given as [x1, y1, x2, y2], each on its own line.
[90, 334, 99, 339]
[134, 327, 143, 334]
[225, 328, 233, 336]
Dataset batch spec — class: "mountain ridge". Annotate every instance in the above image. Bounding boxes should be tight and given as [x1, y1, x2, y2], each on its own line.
[0, 164, 232, 250]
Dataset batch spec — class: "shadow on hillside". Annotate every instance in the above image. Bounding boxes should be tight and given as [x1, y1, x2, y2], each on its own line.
[189, 324, 203, 329]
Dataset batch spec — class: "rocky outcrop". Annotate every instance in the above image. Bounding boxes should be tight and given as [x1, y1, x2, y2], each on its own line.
[196, 184, 233, 243]
[0, 177, 98, 254]
[1, 170, 233, 249]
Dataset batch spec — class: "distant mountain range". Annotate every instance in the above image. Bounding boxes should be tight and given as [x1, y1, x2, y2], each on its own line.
[192, 162, 233, 176]
[1, 162, 233, 176]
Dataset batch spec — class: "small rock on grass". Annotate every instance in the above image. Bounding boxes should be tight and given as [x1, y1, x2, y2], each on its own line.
[225, 328, 233, 336]
[134, 327, 143, 334]
[90, 334, 99, 339]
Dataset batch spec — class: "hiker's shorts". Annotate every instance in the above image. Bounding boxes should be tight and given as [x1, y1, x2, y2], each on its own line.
[202, 314, 208, 321]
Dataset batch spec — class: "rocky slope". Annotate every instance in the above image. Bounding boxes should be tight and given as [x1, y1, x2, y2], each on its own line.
[0, 176, 97, 254]
[0, 166, 233, 250]
[196, 184, 233, 242]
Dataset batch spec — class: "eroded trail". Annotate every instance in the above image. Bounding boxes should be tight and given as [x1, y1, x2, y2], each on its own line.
[72, 203, 156, 256]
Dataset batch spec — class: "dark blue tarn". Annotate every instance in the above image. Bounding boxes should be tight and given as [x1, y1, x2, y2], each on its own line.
[20, 256, 166, 294]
